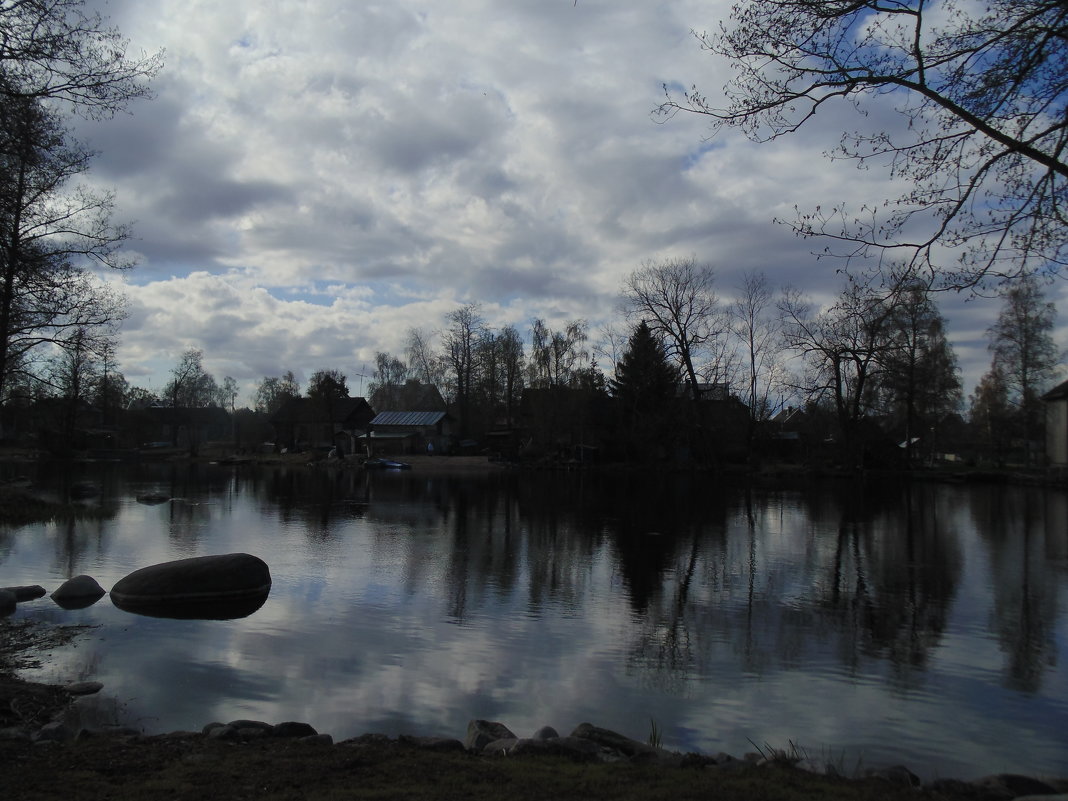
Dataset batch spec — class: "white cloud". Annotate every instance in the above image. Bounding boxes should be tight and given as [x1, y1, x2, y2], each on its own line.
[70, 0, 1053, 403]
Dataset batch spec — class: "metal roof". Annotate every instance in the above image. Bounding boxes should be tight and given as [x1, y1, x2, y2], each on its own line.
[370, 411, 446, 427]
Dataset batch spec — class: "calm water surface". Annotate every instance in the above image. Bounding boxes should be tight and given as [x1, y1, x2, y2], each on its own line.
[2, 462, 1067, 779]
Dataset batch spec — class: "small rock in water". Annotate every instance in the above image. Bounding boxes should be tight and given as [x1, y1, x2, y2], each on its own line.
[51, 575, 106, 609]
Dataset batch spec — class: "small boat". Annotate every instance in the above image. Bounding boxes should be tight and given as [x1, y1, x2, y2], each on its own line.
[363, 457, 411, 470]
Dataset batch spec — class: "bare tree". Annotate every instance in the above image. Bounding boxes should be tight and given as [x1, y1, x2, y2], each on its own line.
[497, 325, 525, 424]
[528, 318, 589, 388]
[969, 365, 1013, 465]
[660, 1, 1068, 289]
[877, 279, 962, 463]
[622, 256, 726, 400]
[91, 338, 127, 424]
[405, 326, 444, 391]
[0, 0, 161, 115]
[731, 271, 785, 433]
[779, 278, 898, 463]
[592, 321, 629, 384]
[366, 351, 408, 409]
[164, 349, 217, 409]
[254, 372, 299, 415]
[440, 303, 484, 436]
[46, 325, 98, 443]
[0, 95, 129, 403]
[986, 274, 1058, 447]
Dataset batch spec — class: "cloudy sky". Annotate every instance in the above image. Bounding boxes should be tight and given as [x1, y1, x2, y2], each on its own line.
[72, 0, 1065, 405]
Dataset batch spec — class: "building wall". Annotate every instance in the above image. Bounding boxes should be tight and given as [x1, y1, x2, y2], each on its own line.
[1047, 399, 1068, 466]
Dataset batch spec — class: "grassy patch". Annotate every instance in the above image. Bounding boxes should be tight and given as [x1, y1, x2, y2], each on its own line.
[0, 737, 959, 801]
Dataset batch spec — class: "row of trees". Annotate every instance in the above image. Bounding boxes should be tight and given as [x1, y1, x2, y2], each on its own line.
[0, 0, 160, 435]
[226, 255, 1056, 466]
[12, 241, 1057, 466]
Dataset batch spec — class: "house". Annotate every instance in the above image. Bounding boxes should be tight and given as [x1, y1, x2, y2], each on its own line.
[1042, 379, 1068, 468]
[270, 396, 375, 455]
[362, 410, 452, 455]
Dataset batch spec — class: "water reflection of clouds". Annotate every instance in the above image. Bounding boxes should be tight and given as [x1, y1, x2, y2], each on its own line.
[3, 469, 1067, 780]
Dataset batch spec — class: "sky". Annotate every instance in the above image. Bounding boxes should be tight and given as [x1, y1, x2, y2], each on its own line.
[69, 0, 1067, 407]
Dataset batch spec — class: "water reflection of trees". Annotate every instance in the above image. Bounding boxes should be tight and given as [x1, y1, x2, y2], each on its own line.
[623, 480, 964, 692]
[36, 462, 1052, 699]
[971, 487, 1061, 692]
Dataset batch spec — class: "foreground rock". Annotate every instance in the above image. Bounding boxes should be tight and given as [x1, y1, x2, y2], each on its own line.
[110, 553, 271, 619]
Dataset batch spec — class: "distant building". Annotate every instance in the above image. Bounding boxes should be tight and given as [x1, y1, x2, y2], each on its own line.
[1042, 379, 1068, 468]
[363, 410, 452, 455]
[270, 396, 374, 455]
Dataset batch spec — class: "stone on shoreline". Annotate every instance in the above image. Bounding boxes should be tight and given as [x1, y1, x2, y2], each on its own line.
[465, 719, 516, 752]
[570, 721, 666, 763]
[274, 721, 317, 739]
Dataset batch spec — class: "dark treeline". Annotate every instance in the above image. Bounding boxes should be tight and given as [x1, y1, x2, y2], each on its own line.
[12, 257, 1057, 471]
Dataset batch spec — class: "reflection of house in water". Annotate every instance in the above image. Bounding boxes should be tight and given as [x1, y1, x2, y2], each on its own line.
[269, 397, 374, 455]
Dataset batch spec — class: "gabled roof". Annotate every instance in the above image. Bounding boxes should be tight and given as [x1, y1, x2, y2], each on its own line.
[370, 411, 446, 427]
[270, 396, 373, 424]
[1042, 378, 1068, 402]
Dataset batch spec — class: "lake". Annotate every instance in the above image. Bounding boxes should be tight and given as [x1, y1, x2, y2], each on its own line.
[2, 461, 1067, 779]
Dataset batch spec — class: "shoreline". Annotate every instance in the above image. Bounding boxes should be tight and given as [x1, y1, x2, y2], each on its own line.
[2, 621, 1066, 800]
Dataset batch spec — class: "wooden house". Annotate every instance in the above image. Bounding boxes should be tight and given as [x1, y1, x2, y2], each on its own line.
[270, 396, 375, 455]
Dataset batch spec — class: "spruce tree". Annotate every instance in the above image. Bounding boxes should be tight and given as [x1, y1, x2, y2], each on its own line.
[610, 321, 679, 416]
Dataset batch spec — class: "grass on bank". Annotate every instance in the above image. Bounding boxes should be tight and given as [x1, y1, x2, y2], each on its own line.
[0, 734, 947, 801]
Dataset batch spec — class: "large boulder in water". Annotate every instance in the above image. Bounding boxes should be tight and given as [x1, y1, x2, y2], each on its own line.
[110, 553, 271, 619]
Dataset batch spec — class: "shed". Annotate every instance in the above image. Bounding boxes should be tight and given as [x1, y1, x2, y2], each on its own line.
[363, 410, 451, 455]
